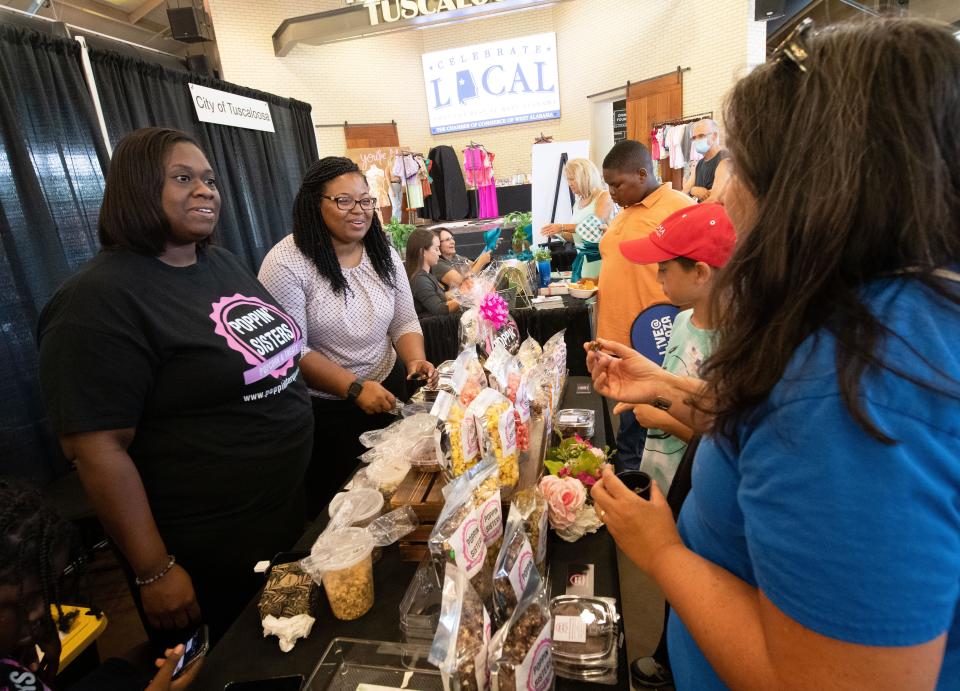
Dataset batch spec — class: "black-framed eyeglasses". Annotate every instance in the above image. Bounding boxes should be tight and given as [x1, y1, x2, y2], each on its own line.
[321, 195, 377, 211]
[772, 17, 814, 73]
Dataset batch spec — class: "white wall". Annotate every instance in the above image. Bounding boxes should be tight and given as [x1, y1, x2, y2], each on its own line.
[207, 0, 767, 178]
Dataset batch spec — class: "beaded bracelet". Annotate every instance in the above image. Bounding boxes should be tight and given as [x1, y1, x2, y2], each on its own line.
[135, 554, 176, 586]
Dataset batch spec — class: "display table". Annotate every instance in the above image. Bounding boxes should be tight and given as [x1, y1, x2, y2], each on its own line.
[467, 183, 532, 219]
[420, 294, 594, 376]
[197, 377, 627, 690]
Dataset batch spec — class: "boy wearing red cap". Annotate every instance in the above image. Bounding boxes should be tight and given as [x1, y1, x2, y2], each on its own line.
[618, 202, 735, 493]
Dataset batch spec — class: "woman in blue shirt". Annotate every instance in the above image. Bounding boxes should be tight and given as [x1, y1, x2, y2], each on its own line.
[588, 17, 960, 690]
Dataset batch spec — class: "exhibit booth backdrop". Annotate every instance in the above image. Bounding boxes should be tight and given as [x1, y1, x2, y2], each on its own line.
[0, 22, 318, 482]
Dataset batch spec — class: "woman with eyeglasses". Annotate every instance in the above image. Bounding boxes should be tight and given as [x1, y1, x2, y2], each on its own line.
[259, 157, 435, 516]
[588, 18, 960, 690]
[432, 227, 492, 290]
[405, 229, 461, 317]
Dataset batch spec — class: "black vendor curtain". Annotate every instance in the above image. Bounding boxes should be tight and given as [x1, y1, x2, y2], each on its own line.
[0, 25, 110, 482]
[88, 48, 318, 271]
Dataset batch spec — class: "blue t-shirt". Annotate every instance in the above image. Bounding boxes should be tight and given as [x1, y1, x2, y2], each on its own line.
[669, 277, 960, 690]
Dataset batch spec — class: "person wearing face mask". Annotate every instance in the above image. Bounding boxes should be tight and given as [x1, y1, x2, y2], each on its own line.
[599, 140, 695, 472]
[259, 157, 435, 517]
[682, 119, 731, 203]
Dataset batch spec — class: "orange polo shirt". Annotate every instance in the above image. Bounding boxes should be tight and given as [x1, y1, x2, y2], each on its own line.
[597, 184, 695, 346]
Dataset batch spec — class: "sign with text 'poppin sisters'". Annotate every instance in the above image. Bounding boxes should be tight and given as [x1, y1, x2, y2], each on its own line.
[189, 83, 275, 132]
[422, 32, 560, 135]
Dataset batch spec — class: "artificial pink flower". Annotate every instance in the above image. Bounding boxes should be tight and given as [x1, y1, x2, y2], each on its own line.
[539, 475, 587, 530]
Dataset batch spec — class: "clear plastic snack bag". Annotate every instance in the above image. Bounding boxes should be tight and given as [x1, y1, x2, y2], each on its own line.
[448, 347, 486, 406]
[428, 563, 492, 691]
[360, 412, 442, 473]
[442, 459, 505, 608]
[489, 578, 554, 691]
[467, 388, 520, 488]
[516, 336, 542, 372]
[433, 390, 481, 478]
[513, 487, 549, 575]
[428, 474, 490, 601]
[493, 504, 543, 627]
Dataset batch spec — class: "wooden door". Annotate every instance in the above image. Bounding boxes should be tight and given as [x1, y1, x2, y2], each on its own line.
[626, 71, 683, 189]
[343, 123, 408, 222]
[344, 123, 398, 149]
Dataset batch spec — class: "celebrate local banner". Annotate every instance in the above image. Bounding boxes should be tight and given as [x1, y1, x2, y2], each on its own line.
[422, 32, 560, 135]
[189, 83, 275, 132]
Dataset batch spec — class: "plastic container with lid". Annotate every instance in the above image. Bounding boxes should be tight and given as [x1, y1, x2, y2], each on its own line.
[328, 488, 384, 528]
[549, 595, 620, 683]
[554, 408, 596, 440]
[302, 527, 376, 621]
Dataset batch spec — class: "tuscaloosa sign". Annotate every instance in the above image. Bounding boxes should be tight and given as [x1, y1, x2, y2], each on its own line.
[363, 0, 505, 25]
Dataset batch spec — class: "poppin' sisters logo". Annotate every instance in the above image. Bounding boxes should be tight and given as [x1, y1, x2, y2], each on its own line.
[209, 294, 302, 386]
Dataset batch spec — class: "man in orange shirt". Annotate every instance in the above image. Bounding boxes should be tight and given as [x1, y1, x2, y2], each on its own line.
[598, 140, 694, 470]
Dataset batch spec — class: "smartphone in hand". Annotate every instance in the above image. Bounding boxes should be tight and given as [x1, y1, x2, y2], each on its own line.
[172, 625, 209, 679]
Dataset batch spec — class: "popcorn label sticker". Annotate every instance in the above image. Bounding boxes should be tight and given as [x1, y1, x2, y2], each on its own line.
[519, 623, 554, 691]
[480, 494, 504, 544]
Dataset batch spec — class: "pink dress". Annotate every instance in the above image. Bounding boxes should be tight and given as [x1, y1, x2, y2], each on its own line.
[464, 147, 499, 219]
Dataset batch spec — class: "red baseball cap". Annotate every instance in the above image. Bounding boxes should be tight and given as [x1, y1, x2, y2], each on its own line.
[620, 203, 736, 267]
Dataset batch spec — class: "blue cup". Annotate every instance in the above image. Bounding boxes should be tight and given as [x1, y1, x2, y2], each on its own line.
[537, 259, 552, 288]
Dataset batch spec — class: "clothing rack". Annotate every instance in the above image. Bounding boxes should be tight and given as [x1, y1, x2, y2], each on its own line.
[651, 111, 713, 129]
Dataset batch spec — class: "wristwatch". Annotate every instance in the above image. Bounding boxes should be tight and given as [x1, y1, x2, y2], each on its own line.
[346, 378, 366, 403]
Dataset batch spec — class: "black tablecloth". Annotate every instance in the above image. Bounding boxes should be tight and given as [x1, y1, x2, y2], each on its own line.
[196, 377, 627, 690]
[420, 294, 593, 375]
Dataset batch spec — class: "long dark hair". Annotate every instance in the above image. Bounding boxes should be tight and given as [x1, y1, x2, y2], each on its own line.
[703, 17, 960, 445]
[99, 127, 211, 255]
[0, 479, 75, 655]
[292, 157, 396, 295]
[405, 229, 436, 282]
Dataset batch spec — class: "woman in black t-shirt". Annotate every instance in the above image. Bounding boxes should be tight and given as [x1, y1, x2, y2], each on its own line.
[37, 128, 313, 647]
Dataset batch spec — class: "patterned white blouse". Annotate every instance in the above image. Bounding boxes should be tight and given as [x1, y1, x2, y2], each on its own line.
[258, 234, 422, 399]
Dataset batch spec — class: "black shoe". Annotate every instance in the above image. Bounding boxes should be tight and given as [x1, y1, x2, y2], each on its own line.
[630, 656, 674, 689]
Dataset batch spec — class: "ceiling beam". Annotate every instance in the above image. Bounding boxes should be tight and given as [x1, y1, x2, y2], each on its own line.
[128, 0, 165, 25]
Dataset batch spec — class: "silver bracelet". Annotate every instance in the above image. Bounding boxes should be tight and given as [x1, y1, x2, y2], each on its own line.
[135, 554, 176, 586]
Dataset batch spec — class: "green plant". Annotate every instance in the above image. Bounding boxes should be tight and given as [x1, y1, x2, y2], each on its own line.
[385, 219, 416, 252]
[532, 247, 552, 262]
[503, 211, 532, 230]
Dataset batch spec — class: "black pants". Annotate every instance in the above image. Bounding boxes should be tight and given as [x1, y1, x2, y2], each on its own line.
[305, 360, 408, 518]
[653, 435, 700, 668]
[117, 493, 306, 650]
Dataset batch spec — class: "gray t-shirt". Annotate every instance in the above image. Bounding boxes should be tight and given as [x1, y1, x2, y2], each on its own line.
[410, 269, 450, 317]
[431, 253, 471, 286]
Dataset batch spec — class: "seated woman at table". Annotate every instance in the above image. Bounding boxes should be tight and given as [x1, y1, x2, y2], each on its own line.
[259, 157, 435, 517]
[540, 157, 616, 282]
[406, 229, 461, 317]
[38, 128, 313, 647]
[588, 17, 960, 690]
[432, 227, 492, 289]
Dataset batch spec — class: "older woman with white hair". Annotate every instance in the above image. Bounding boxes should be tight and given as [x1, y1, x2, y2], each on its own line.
[541, 157, 616, 282]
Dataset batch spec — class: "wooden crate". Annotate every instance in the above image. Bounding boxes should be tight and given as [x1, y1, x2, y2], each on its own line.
[391, 470, 447, 561]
